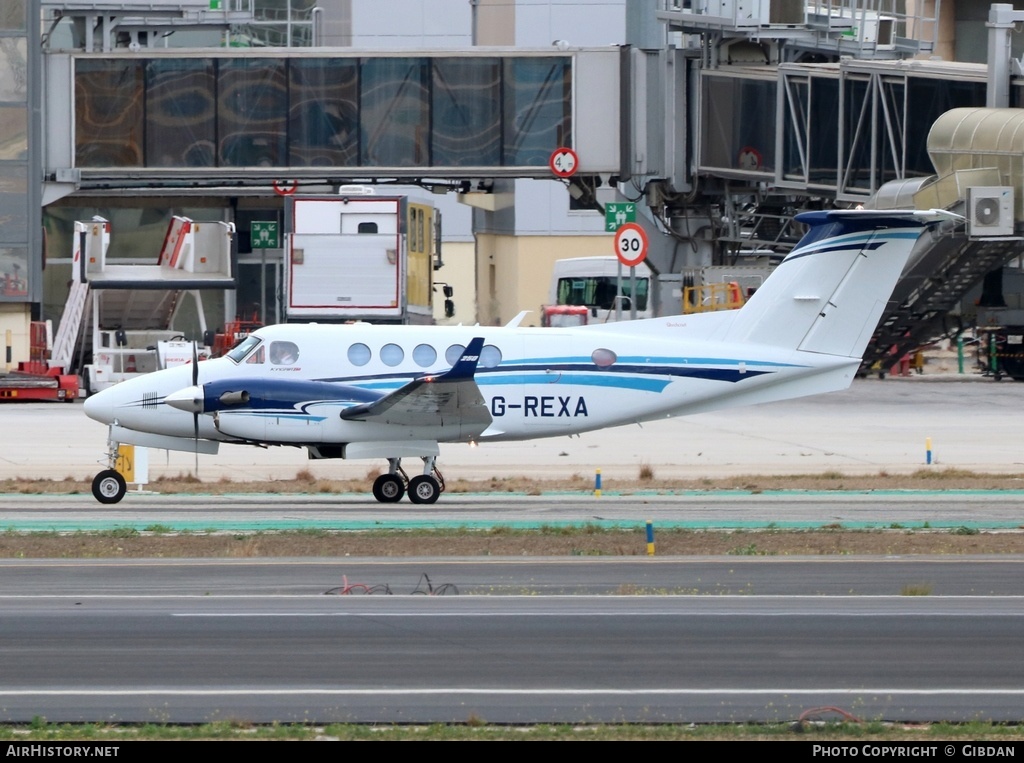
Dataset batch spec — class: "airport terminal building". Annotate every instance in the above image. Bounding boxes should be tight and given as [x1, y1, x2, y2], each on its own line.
[2, 0, 1023, 377]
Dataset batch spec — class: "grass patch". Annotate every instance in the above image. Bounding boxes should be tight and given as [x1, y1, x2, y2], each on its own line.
[727, 543, 775, 556]
[0, 526, 1021, 559]
[951, 526, 980, 535]
[106, 527, 139, 539]
[11, 467, 1024, 498]
[901, 583, 933, 596]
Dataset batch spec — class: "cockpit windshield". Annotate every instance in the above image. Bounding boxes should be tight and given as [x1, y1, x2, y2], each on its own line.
[226, 335, 262, 364]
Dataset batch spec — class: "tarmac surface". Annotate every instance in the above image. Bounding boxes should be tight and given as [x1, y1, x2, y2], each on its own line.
[0, 371, 1021, 484]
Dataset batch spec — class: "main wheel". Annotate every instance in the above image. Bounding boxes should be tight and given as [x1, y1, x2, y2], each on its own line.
[372, 473, 405, 503]
[407, 474, 441, 505]
[92, 469, 127, 504]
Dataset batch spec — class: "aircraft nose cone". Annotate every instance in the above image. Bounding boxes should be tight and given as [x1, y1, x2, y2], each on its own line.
[83, 390, 114, 424]
[165, 385, 204, 414]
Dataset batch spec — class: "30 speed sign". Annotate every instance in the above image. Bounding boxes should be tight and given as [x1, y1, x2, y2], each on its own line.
[613, 222, 648, 267]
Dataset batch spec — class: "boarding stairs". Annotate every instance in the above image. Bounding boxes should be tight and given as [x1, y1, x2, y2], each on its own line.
[93, 288, 182, 332]
[861, 228, 1022, 371]
[49, 280, 88, 372]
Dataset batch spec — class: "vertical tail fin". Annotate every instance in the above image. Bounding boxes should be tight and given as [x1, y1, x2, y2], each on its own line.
[724, 210, 945, 359]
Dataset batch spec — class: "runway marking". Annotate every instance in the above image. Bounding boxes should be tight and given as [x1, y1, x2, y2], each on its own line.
[169, 610, 1024, 614]
[1, 593, 1024, 599]
[2, 688, 1024, 697]
[3, 555, 1024, 572]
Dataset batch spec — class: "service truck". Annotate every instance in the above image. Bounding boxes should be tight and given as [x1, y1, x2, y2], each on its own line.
[284, 191, 438, 324]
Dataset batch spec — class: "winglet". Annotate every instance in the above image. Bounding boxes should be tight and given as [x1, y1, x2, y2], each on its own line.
[504, 310, 530, 328]
[438, 337, 485, 381]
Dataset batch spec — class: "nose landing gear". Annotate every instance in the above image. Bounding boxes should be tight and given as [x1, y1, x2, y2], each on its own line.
[92, 469, 127, 504]
[92, 433, 127, 504]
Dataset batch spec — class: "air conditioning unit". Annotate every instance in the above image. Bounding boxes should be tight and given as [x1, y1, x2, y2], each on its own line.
[968, 186, 1015, 238]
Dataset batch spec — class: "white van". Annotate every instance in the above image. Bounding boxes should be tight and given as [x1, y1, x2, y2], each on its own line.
[547, 256, 653, 323]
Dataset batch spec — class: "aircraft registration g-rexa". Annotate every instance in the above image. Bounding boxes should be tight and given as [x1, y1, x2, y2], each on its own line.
[84, 209, 952, 505]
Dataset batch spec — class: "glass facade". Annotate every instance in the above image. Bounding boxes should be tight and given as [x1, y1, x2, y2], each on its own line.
[0, 0, 28, 303]
[219, 58, 288, 167]
[502, 58, 571, 165]
[781, 75, 839, 186]
[699, 74, 776, 176]
[74, 55, 573, 170]
[146, 59, 216, 167]
[432, 57, 501, 167]
[289, 58, 358, 166]
[841, 74, 985, 194]
[74, 59, 144, 167]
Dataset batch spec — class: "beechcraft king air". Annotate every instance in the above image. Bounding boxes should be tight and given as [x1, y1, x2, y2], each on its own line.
[83, 209, 950, 504]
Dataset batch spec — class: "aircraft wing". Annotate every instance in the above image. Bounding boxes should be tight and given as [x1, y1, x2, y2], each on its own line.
[339, 337, 492, 431]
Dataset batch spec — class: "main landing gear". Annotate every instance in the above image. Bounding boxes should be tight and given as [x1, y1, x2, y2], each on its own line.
[371, 456, 445, 504]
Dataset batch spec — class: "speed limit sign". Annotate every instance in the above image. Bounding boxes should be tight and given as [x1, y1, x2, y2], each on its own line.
[613, 223, 648, 267]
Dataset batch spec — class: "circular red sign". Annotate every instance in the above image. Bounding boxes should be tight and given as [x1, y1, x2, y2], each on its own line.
[613, 223, 648, 267]
[549, 147, 579, 178]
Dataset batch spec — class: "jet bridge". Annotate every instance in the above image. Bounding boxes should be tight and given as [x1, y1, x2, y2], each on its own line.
[46, 47, 621, 191]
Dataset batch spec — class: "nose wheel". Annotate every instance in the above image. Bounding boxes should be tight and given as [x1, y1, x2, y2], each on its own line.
[92, 469, 127, 504]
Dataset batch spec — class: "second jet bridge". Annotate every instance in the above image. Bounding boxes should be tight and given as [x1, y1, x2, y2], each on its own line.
[863, 107, 1024, 370]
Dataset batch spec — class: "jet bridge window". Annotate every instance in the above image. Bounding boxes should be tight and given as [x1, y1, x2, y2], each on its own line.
[270, 341, 300, 365]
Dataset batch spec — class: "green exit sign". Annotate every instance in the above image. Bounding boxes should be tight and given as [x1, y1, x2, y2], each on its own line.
[251, 221, 279, 249]
[605, 202, 636, 232]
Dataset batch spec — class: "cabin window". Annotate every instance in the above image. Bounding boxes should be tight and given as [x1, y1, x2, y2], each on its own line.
[270, 341, 300, 365]
[226, 335, 261, 364]
[413, 343, 437, 367]
[380, 343, 404, 366]
[348, 343, 371, 366]
[444, 344, 465, 366]
[592, 348, 617, 368]
[480, 345, 502, 368]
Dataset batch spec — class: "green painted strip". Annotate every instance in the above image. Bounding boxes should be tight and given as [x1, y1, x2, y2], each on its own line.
[1, 519, 1019, 533]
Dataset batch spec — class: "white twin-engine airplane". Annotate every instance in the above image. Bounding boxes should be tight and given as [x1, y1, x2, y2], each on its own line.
[83, 209, 948, 505]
